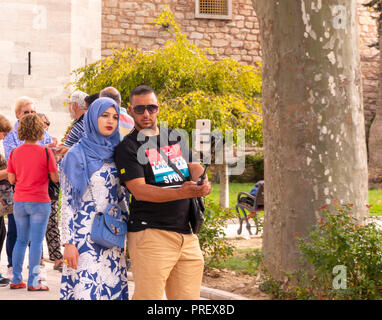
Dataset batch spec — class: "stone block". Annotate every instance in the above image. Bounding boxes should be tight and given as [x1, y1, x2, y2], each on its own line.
[190, 32, 204, 40]
[119, 2, 139, 10]
[231, 40, 243, 48]
[136, 10, 149, 17]
[106, 14, 116, 21]
[125, 29, 136, 35]
[174, 12, 185, 19]
[212, 39, 229, 47]
[185, 12, 194, 19]
[109, 28, 122, 35]
[137, 30, 158, 38]
[135, 17, 145, 24]
[142, 3, 156, 11]
[131, 24, 143, 30]
[104, 0, 118, 8]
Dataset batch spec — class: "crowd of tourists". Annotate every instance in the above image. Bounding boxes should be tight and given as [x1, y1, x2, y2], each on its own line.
[0, 85, 211, 300]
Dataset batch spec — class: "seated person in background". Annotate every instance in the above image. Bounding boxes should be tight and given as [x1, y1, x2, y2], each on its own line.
[239, 180, 264, 208]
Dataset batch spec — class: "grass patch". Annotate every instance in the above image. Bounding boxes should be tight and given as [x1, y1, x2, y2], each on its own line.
[368, 189, 382, 216]
[207, 183, 382, 217]
[207, 183, 253, 210]
[209, 248, 262, 275]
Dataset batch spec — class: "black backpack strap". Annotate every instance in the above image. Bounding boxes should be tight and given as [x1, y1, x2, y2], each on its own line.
[44, 147, 49, 168]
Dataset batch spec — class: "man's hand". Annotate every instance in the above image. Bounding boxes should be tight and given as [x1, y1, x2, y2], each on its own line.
[178, 181, 211, 198]
[125, 177, 211, 203]
[55, 145, 70, 156]
[63, 243, 79, 270]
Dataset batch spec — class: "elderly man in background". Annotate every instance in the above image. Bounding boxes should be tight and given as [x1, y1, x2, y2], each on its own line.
[55, 91, 88, 157]
[100, 87, 134, 136]
[62, 91, 88, 147]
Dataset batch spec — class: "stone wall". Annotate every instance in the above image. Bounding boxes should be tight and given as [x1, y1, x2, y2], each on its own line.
[101, 0, 380, 132]
[0, 0, 102, 140]
[101, 0, 260, 64]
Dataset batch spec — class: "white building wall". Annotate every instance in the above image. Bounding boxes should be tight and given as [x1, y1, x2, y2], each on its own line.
[0, 0, 101, 141]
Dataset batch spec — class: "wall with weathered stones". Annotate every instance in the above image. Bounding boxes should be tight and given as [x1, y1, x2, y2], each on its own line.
[101, 0, 380, 133]
[101, 0, 261, 63]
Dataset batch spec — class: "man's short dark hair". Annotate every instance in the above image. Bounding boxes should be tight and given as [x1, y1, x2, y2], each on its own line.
[85, 93, 99, 108]
[129, 85, 157, 105]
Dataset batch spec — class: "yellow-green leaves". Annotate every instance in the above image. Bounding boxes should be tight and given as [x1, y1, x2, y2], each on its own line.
[69, 8, 263, 146]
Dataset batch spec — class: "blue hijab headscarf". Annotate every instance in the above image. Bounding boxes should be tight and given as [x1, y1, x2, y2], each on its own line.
[61, 97, 120, 209]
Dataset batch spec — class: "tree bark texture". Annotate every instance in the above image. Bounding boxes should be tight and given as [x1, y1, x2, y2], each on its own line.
[253, 0, 369, 279]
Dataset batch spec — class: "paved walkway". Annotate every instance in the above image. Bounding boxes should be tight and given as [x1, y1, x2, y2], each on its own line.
[0, 218, 254, 300]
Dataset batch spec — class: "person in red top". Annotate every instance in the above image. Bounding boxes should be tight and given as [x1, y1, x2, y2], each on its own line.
[7, 114, 59, 291]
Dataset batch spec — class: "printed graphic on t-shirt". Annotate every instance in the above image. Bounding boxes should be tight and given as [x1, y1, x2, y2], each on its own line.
[145, 144, 189, 184]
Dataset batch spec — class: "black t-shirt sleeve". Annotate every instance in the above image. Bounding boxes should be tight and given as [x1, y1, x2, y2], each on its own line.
[115, 139, 145, 183]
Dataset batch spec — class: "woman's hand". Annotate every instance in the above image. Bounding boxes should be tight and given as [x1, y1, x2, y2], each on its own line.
[7, 172, 16, 185]
[63, 243, 79, 270]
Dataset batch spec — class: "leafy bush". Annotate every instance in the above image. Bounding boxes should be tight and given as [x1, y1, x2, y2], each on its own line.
[294, 203, 382, 300]
[69, 7, 263, 147]
[230, 153, 264, 183]
[198, 198, 236, 268]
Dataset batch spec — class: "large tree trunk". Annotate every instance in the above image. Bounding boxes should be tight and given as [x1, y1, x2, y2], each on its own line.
[367, 18, 382, 187]
[253, 0, 369, 280]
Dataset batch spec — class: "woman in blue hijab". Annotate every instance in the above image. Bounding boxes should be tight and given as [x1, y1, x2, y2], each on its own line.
[59, 97, 129, 300]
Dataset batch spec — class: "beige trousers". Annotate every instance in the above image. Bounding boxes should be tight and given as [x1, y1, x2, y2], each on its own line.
[128, 228, 204, 300]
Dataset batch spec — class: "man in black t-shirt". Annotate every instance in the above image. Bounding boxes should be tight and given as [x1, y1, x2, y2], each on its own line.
[115, 85, 211, 300]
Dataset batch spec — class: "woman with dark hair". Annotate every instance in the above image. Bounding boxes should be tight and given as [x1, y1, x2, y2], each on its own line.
[60, 97, 128, 300]
[7, 114, 59, 291]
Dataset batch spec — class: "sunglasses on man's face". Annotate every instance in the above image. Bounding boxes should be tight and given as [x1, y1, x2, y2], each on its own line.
[23, 110, 36, 115]
[44, 121, 50, 126]
[132, 104, 159, 115]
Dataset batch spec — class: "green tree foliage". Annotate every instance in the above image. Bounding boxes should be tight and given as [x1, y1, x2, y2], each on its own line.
[69, 6, 263, 146]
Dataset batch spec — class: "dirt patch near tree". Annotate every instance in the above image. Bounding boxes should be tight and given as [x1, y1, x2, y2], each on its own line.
[201, 237, 271, 300]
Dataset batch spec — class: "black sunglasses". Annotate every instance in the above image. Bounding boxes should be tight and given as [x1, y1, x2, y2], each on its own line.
[132, 104, 159, 114]
[44, 121, 50, 126]
[23, 110, 36, 115]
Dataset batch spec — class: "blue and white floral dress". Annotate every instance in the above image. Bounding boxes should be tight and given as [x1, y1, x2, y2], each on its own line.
[60, 162, 129, 300]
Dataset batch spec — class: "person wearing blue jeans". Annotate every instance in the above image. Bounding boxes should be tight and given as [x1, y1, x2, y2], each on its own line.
[3, 97, 54, 280]
[12, 202, 50, 288]
[7, 114, 58, 291]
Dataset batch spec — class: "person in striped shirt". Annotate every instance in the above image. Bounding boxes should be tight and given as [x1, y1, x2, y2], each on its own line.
[63, 91, 88, 147]
[55, 91, 88, 158]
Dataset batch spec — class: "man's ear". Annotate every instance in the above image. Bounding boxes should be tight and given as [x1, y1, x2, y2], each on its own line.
[128, 106, 133, 116]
